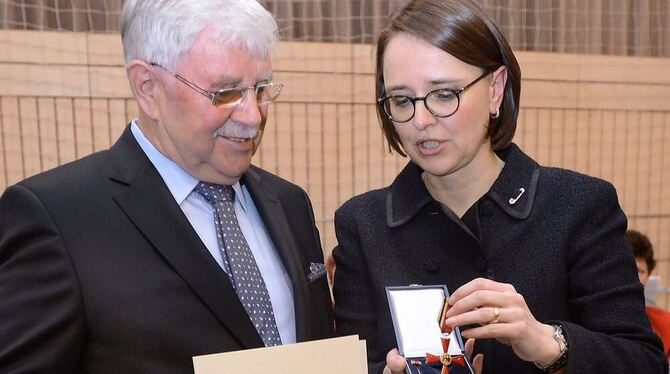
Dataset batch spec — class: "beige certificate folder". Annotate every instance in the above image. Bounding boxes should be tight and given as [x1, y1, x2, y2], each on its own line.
[193, 335, 367, 374]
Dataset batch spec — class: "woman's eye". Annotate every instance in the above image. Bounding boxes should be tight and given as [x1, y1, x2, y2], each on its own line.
[390, 96, 412, 107]
[432, 90, 457, 101]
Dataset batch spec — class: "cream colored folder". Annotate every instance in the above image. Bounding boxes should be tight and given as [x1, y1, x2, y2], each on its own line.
[193, 335, 367, 374]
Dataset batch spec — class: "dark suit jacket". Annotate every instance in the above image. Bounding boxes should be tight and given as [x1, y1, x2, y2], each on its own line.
[332, 143, 666, 374]
[0, 126, 333, 373]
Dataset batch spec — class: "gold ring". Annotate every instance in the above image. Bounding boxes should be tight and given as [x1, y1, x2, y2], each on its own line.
[490, 306, 501, 324]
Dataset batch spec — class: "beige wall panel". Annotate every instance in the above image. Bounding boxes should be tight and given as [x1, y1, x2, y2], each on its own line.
[0, 30, 87, 64]
[275, 41, 353, 73]
[366, 105, 385, 191]
[124, 99, 138, 122]
[88, 66, 132, 98]
[574, 109, 590, 174]
[599, 110, 616, 187]
[305, 104, 325, 231]
[288, 103, 309, 189]
[549, 110, 565, 167]
[91, 99, 110, 151]
[87, 33, 124, 66]
[535, 109, 552, 165]
[514, 109, 526, 146]
[108, 99, 128, 140]
[1, 98, 22, 185]
[255, 104, 277, 173]
[37, 98, 59, 171]
[648, 112, 666, 216]
[275, 72, 355, 104]
[521, 81, 578, 110]
[321, 104, 338, 253]
[562, 110, 578, 170]
[577, 55, 670, 84]
[337, 104, 354, 204]
[519, 108, 539, 159]
[587, 110, 604, 177]
[612, 111, 629, 210]
[579, 83, 670, 111]
[352, 43, 374, 75]
[352, 104, 371, 195]
[274, 103, 294, 180]
[519, 51, 670, 84]
[0, 64, 91, 97]
[623, 112, 641, 215]
[72, 98, 93, 158]
[352, 74, 375, 106]
[382, 148, 401, 187]
[55, 98, 76, 164]
[18, 98, 41, 178]
[635, 112, 652, 215]
[518, 52, 582, 82]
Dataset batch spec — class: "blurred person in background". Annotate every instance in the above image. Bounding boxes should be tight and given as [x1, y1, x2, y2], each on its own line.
[627, 229, 670, 360]
[332, 0, 666, 373]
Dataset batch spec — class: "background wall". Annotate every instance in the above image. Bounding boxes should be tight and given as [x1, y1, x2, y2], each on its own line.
[0, 30, 669, 305]
[1, 0, 668, 56]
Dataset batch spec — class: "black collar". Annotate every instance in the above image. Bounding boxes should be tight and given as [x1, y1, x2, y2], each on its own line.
[386, 143, 540, 227]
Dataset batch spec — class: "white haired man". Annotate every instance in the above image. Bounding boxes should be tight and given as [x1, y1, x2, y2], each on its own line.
[0, 1, 333, 372]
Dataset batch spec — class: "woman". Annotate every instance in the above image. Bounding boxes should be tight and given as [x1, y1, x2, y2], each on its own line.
[331, 0, 666, 373]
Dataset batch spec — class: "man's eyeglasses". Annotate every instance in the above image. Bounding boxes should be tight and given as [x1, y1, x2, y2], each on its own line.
[377, 71, 490, 123]
[150, 63, 283, 108]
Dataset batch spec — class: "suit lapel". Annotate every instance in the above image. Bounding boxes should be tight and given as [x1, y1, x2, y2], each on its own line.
[108, 127, 263, 348]
[242, 168, 311, 341]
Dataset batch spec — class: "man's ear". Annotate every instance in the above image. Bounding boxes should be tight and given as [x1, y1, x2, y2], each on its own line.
[126, 60, 161, 119]
[489, 65, 507, 115]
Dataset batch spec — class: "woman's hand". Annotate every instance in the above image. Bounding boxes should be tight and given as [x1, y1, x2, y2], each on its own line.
[445, 278, 562, 365]
[383, 349, 407, 374]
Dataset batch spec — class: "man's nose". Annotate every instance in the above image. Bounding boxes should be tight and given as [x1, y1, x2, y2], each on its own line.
[230, 89, 263, 126]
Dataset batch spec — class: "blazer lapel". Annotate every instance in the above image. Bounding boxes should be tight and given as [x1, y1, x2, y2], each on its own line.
[108, 126, 263, 349]
[241, 168, 311, 341]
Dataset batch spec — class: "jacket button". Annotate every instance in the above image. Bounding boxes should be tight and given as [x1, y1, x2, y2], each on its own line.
[473, 257, 488, 273]
[480, 200, 495, 216]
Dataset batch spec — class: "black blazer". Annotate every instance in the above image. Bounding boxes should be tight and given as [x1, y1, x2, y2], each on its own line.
[332, 144, 666, 374]
[0, 126, 333, 373]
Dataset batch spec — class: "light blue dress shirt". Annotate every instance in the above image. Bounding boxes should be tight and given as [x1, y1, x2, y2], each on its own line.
[130, 121, 296, 345]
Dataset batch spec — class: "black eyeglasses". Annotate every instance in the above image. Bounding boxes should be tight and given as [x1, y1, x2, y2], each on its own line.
[377, 71, 490, 123]
[150, 63, 283, 108]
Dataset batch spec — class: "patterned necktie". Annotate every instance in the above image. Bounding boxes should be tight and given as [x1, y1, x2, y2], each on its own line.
[194, 181, 282, 346]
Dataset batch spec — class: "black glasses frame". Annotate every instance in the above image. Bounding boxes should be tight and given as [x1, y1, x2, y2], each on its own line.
[378, 71, 490, 123]
[149, 62, 283, 108]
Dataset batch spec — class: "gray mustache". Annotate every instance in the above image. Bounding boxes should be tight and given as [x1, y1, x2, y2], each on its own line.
[212, 121, 258, 139]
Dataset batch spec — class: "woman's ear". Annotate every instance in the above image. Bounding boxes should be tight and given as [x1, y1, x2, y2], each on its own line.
[126, 60, 161, 120]
[489, 65, 508, 115]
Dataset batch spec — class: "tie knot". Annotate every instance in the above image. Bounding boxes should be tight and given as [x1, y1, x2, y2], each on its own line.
[194, 181, 234, 205]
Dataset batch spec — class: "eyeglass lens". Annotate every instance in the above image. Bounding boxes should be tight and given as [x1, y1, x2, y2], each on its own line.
[384, 89, 459, 122]
[213, 84, 282, 107]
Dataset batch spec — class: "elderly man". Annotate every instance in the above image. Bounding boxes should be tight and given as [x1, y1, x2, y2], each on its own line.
[0, 0, 333, 372]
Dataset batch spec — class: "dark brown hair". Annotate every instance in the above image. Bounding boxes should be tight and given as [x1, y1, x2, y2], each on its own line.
[375, 0, 521, 156]
[625, 230, 656, 273]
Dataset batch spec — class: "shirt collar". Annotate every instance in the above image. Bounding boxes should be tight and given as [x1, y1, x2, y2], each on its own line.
[130, 120, 246, 209]
[386, 143, 540, 227]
